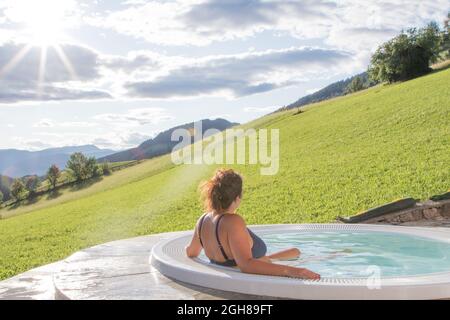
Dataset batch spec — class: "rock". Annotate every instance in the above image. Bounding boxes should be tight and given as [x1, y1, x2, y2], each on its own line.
[441, 203, 450, 218]
[387, 215, 401, 223]
[423, 208, 440, 219]
[398, 212, 414, 222]
[410, 210, 424, 220]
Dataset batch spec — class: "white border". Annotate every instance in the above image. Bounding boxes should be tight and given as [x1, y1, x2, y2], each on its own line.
[150, 224, 450, 300]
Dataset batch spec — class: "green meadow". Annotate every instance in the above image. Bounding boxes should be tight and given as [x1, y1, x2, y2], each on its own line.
[0, 68, 449, 280]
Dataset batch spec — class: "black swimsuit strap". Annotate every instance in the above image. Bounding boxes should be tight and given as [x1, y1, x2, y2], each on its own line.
[197, 213, 207, 247]
[215, 214, 230, 261]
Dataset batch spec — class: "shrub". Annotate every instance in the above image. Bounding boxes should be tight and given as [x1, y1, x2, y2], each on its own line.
[101, 161, 112, 175]
[47, 164, 61, 189]
[10, 179, 26, 201]
[25, 176, 41, 197]
[67, 152, 98, 181]
[345, 76, 365, 94]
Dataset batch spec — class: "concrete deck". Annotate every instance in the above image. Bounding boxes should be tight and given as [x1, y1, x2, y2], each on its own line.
[0, 231, 274, 300]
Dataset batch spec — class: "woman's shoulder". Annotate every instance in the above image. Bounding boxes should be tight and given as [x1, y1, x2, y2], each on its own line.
[196, 212, 209, 226]
[223, 213, 247, 227]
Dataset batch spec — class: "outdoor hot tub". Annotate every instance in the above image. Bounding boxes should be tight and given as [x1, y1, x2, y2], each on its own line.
[150, 224, 450, 299]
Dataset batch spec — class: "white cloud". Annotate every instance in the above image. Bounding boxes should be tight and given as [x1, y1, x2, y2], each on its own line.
[84, 130, 155, 150]
[124, 46, 354, 99]
[1, 41, 354, 102]
[0, 0, 82, 28]
[120, 132, 154, 146]
[93, 107, 173, 126]
[305, 87, 321, 94]
[33, 118, 97, 128]
[244, 106, 278, 113]
[88, 0, 336, 46]
[11, 136, 53, 151]
[33, 118, 54, 128]
[0, 42, 112, 103]
[59, 121, 97, 128]
[14, 129, 154, 151]
[88, 0, 449, 49]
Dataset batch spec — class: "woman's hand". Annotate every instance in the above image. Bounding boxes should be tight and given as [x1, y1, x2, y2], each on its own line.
[288, 267, 321, 280]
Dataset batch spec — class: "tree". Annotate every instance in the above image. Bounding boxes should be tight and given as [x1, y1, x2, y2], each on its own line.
[47, 164, 61, 189]
[0, 190, 3, 205]
[439, 12, 450, 59]
[369, 22, 442, 83]
[101, 161, 112, 175]
[345, 76, 365, 94]
[87, 157, 101, 177]
[25, 176, 41, 197]
[66, 152, 98, 181]
[10, 179, 26, 201]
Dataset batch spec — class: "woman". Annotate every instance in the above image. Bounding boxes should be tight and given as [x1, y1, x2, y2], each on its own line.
[186, 168, 320, 280]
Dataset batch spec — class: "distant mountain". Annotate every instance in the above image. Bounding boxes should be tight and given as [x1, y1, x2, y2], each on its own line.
[0, 145, 116, 178]
[100, 118, 239, 163]
[278, 72, 373, 111]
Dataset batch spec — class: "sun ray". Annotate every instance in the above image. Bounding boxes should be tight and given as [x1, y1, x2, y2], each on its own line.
[37, 46, 48, 97]
[0, 44, 33, 79]
[53, 44, 78, 80]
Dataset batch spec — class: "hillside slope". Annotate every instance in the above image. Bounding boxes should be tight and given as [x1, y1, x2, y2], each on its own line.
[0, 68, 449, 280]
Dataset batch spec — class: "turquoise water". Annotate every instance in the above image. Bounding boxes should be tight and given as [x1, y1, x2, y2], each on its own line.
[261, 231, 450, 278]
[199, 231, 450, 278]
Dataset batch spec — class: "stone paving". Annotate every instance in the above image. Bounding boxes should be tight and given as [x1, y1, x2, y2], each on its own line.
[1, 220, 449, 300]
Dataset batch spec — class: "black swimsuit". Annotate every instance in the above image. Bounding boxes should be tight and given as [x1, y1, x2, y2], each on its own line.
[198, 213, 267, 267]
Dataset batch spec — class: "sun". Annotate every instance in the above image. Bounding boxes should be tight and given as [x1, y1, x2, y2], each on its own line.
[0, 0, 79, 96]
[8, 0, 75, 46]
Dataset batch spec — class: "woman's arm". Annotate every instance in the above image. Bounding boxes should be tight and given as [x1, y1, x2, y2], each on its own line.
[185, 219, 203, 258]
[227, 215, 320, 280]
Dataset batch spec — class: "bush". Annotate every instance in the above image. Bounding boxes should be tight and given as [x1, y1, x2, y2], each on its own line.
[10, 179, 26, 201]
[101, 162, 112, 175]
[67, 152, 98, 181]
[25, 176, 41, 197]
[47, 164, 61, 189]
[439, 13, 450, 60]
[369, 22, 442, 83]
[89, 158, 102, 177]
[345, 76, 365, 94]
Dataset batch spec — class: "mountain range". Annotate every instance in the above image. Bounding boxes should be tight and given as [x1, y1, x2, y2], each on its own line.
[0, 145, 116, 178]
[99, 118, 238, 163]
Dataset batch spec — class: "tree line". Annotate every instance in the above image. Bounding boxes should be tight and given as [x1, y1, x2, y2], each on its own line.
[343, 17, 449, 96]
[280, 16, 449, 113]
[0, 152, 111, 205]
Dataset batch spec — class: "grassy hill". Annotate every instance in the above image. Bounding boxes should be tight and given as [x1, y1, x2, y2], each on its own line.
[0, 68, 449, 280]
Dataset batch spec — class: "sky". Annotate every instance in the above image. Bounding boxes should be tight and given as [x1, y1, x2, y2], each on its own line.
[0, 0, 448, 151]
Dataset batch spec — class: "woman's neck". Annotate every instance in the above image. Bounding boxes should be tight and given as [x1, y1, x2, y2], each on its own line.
[212, 210, 235, 215]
